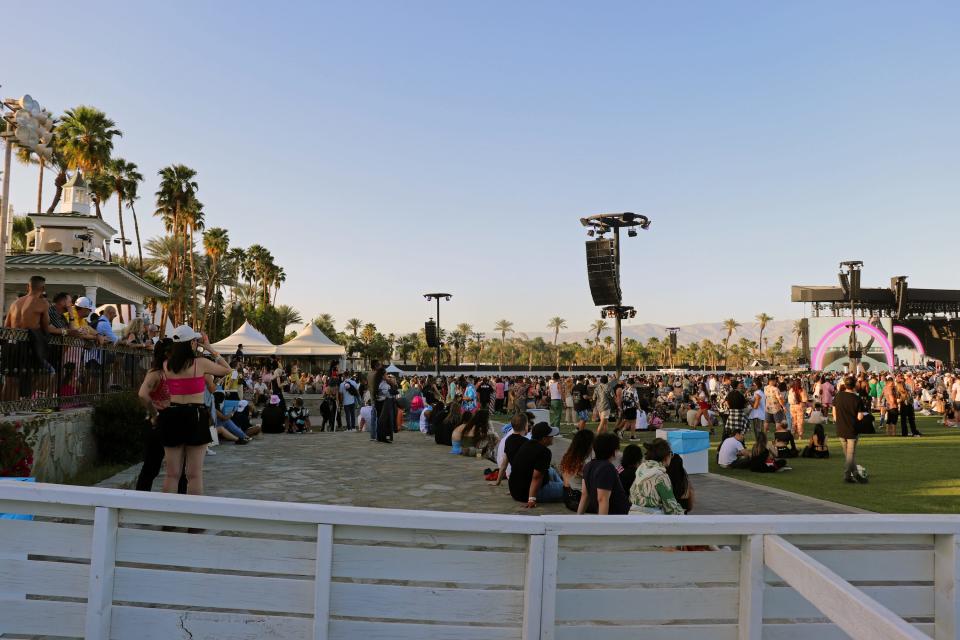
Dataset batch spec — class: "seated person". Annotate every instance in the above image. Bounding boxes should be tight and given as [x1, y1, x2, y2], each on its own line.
[666, 453, 693, 513]
[450, 410, 474, 454]
[628, 438, 685, 516]
[508, 422, 564, 507]
[718, 431, 751, 469]
[286, 397, 311, 433]
[618, 443, 643, 493]
[495, 414, 529, 485]
[685, 402, 699, 427]
[253, 378, 269, 405]
[359, 402, 374, 434]
[801, 424, 831, 458]
[419, 403, 433, 434]
[213, 391, 254, 444]
[773, 421, 798, 458]
[260, 394, 286, 433]
[749, 432, 789, 472]
[806, 403, 827, 425]
[460, 410, 499, 462]
[577, 433, 630, 515]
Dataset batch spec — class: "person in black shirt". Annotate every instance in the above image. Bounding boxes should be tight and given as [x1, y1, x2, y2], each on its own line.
[578, 433, 631, 515]
[495, 414, 529, 486]
[618, 444, 643, 493]
[833, 376, 867, 484]
[572, 376, 591, 431]
[724, 380, 748, 436]
[477, 377, 495, 411]
[508, 422, 563, 507]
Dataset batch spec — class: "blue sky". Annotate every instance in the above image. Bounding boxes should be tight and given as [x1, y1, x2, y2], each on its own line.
[4, 1, 958, 335]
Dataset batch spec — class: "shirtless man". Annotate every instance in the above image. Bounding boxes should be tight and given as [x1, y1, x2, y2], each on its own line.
[5, 275, 54, 334]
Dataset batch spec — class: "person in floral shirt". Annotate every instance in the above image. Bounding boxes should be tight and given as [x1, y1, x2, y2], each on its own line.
[628, 438, 685, 515]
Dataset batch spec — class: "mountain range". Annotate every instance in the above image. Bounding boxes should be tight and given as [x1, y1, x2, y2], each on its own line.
[520, 319, 800, 347]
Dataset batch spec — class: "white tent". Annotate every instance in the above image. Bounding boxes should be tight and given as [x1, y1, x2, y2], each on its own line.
[210, 321, 277, 356]
[385, 364, 404, 374]
[274, 323, 346, 357]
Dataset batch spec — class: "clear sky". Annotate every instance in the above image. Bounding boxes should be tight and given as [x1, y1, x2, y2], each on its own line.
[4, 1, 958, 336]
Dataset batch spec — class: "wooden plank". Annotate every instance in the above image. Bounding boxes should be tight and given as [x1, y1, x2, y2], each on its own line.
[332, 543, 526, 586]
[763, 534, 929, 640]
[541, 533, 559, 640]
[560, 534, 740, 550]
[0, 498, 94, 519]
[119, 509, 318, 537]
[555, 587, 738, 622]
[763, 622, 935, 639]
[313, 524, 333, 640]
[0, 519, 92, 558]
[765, 585, 934, 620]
[764, 550, 933, 583]
[116, 527, 316, 575]
[113, 566, 314, 615]
[335, 524, 528, 549]
[0, 557, 89, 598]
[85, 506, 119, 640]
[934, 534, 959, 640]
[558, 549, 739, 585]
[328, 619, 520, 640]
[329, 582, 523, 624]
[111, 606, 312, 639]
[785, 534, 934, 547]
[555, 624, 737, 640]
[0, 598, 86, 637]
[522, 535, 544, 640]
[740, 534, 764, 640]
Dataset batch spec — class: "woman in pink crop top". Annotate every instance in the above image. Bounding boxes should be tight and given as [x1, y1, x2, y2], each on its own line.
[143, 325, 231, 496]
[137, 339, 177, 492]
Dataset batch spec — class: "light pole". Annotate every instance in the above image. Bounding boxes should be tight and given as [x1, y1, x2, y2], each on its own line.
[580, 212, 651, 380]
[423, 293, 451, 378]
[472, 331, 484, 371]
[666, 327, 680, 369]
[838, 260, 863, 373]
[1, 94, 54, 314]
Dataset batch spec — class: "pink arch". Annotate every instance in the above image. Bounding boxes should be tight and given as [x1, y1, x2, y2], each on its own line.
[893, 325, 925, 355]
[811, 320, 895, 371]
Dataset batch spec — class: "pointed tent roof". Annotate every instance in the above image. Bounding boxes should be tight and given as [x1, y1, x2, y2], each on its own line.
[210, 320, 277, 355]
[274, 322, 346, 357]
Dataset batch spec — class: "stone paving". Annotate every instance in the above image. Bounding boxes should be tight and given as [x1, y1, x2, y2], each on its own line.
[127, 428, 858, 516]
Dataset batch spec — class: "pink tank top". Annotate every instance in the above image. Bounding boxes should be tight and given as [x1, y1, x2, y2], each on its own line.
[164, 362, 206, 396]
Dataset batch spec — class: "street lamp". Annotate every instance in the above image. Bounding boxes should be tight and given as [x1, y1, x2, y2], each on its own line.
[839, 260, 863, 373]
[423, 293, 452, 378]
[1, 94, 54, 314]
[580, 212, 652, 379]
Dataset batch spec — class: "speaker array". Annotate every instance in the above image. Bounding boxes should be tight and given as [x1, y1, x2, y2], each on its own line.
[585, 239, 622, 306]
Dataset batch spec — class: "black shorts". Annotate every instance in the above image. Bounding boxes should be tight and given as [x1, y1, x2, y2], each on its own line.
[885, 408, 899, 425]
[158, 404, 213, 448]
[622, 408, 638, 420]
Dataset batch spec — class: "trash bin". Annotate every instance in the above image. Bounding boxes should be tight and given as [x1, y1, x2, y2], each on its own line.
[656, 429, 710, 474]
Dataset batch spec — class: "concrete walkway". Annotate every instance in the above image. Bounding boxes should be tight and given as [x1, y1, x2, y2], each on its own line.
[120, 430, 856, 516]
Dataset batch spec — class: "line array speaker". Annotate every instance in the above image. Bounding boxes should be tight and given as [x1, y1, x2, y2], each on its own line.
[425, 320, 438, 348]
[585, 239, 622, 306]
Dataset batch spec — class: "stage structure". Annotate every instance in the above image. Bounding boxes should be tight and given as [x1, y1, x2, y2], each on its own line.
[792, 273, 960, 372]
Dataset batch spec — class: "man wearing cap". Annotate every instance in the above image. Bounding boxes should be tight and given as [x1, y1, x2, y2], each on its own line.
[508, 422, 564, 508]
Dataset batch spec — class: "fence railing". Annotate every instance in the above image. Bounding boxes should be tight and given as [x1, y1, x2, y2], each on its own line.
[0, 482, 957, 640]
[0, 328, 151, 413]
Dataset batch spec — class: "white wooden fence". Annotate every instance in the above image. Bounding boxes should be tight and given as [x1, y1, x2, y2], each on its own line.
[0, 482, 958, 640]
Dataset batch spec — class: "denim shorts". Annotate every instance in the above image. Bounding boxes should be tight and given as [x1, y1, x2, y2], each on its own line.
[577, 409, 591, 422]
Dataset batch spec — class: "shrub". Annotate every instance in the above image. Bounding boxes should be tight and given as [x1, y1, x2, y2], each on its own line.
[92, 392, 145, 464]
[0, 421, 33, 477]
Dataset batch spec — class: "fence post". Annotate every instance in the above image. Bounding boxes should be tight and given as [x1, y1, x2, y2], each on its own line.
[935, 534, 959, 640]
[539, 532, 559, 640]
[739, 534, 764, 640]
[84, 506, 118, 640]
[313, 524, 333, 640]
[522, 535, 545, 640]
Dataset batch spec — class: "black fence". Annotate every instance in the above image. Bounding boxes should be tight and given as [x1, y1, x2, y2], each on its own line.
[0, 328, 152, 413]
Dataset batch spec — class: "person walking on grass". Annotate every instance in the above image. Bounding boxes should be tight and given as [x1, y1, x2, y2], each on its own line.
[833, 375, 868, 484]
[548, 372, 564, 430]
[593, 375, 612, 434]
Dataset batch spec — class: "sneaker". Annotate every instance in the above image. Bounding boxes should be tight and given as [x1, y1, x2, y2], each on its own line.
[235, 438, 250, 445]
[205, 448, 216, 456]
[913, 433, 922, 437]
[856, 474, 869, 484]
[844, 475, 857, 484]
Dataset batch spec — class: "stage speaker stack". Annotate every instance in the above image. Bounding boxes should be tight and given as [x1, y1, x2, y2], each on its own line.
[425, 320, 438, 348]
[585, 238, 622, 306]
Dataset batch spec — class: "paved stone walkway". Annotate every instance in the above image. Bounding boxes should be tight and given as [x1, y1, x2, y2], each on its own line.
[118, 430, 857, 515]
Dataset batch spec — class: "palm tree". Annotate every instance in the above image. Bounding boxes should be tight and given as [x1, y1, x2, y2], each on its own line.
[10, 216, 34, 252]
[345, 318, 363, 340]
[494, 319, 514, 370]
[57, 106, 122, 219]
[272, 266, 286, 305]
[105, 158, 141, 266]
[722, 318, 741, 364]
[183, 195, 205, 324]
[86, 169, 113, 220]
[792, 320, 804, 350]
[202, 227, 229, 332]
[155, 164, 199, 323]
[755, 313, 773, 357]
[547, 317, 567, 370]
[275, 305, 304, 334]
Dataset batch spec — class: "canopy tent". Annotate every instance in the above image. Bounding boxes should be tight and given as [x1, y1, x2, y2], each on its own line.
[385, 364, 404, 374]
[210, 321, 277, 356]
[274, 323, 347, 357]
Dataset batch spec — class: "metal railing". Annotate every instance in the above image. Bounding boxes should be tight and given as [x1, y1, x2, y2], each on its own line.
[0, 328, 151, 413]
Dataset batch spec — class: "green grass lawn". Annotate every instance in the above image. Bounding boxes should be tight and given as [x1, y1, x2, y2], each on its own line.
[494, 412, 960, 514]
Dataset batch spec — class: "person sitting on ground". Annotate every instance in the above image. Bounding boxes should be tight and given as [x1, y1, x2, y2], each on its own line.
[260, 394, 286, 434]
[213, 391, 255, 444]
[560, 429, 595, 512]
[773, 421, 798, 458]
[628, 438, 685, 515]
[508, 422, 564, 508]
[252, 377, 269, 405]
[801, 424, 831, 458]
[718, 430, 751, 469]
[286, 397, 311, 433]
[494, 414, 529, 486]
[944, 403, 959, 428]
[749, 431, 790, 473]
[685, 402, 699, 427]
[666, 453, 693, 513]
[450, 410, 474, 454]
[419, 402, 433, 435]
[359, 400, 374, 434]
[807, 403, 827, 425]
[577, 433, 631, 515]
[460, 410, 499, 461]
[619, 443, 643, 492]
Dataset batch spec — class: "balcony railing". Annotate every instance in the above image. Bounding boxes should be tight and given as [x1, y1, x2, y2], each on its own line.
[0, 328, 152, 413]
[0, 482, 957, 640]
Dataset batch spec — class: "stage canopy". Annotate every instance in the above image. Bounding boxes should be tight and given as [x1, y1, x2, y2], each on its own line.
[274, 323, 346, 357]
[210, 321, 277, 356]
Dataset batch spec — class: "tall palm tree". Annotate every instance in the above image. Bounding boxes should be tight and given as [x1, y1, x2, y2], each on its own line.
[276, 305, 304, 335]
[589, 319, 609, 369]
[722, 318, 741, 364]
[494, 319, 514, 370]
[57, 106, 122, 219]
[547, 317, 567, 370]
[792, 320, 804, 350]
[202, 227, 229, 332]
[183, 195, 205, 324]
[272, 266, 286, 305]
[155, 164, 198, 323]
[86, 170, 113, 221]
[104, 158, 140, 265]
[755, 313, 773, 356]
[346, 318, 363, 340]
